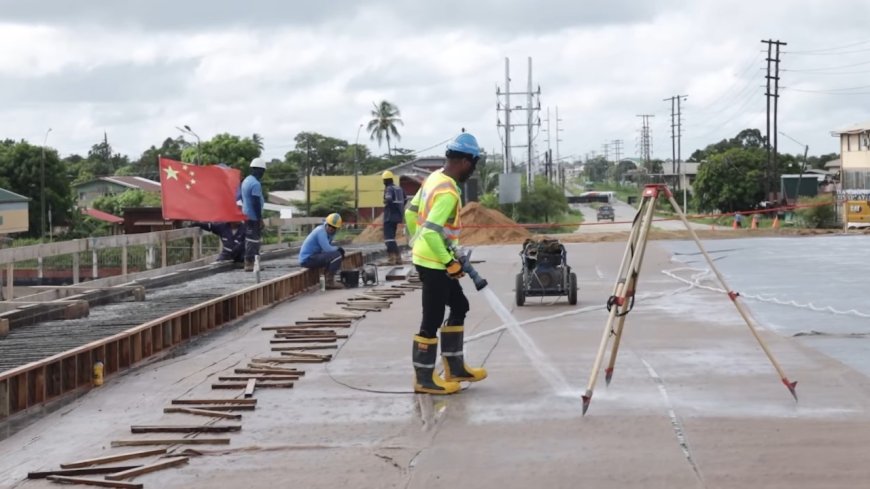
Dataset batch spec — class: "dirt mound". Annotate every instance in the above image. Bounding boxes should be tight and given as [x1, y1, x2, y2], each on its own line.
[459, 202, 530, 245]
[352, 214, 409, 245]
[352, 202, 530, 246]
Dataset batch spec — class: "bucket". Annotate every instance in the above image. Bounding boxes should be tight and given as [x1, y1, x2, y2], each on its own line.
[340, 270, 360, 288]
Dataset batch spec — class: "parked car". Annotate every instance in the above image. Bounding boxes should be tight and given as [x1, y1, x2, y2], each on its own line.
[597, 205, 615, 222]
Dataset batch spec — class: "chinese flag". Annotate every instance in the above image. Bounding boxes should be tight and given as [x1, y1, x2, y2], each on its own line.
[159, 157, 247, 222]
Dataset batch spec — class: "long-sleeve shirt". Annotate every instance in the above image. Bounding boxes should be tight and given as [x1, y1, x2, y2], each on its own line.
[299, 224, 338, 263]
[382, 184, 406, 223]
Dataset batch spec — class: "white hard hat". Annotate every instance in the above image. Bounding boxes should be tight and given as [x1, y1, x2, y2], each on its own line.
[250, 157, 267, 169]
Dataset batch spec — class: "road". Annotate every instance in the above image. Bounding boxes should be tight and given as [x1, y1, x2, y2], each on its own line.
[573, 200, 729, 233]
[3, 240, 870, 488]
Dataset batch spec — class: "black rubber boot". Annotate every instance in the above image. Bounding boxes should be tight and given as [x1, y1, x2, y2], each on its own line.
[440, 326, 487, 382]
[413, 335, 460, 395]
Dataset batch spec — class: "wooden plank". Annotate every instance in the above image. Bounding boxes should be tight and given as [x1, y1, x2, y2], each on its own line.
[131, 425, 240, 434]
[171, 398, 256, 405]
[46, 475, 143, 489]
[279, 351, 332, 360]
[218, 375, 299, 381]
[163, 407, 242, 419]
[105, 457, 189, 481]
[303, 318, 353, 323]
[252, 357, 325, 364]
[236, 367, 305, 375]
[262, 324, 345, 331]
[166, 404, 255, 412]
[243, 379, 256, 398]
[111, 438, 230, 447]
[29, 466, 142, 479]
[268, 338, 337, 343]
[213, 382, 294, 389]
[322, 312, 365, 319]
[61, 449, 168, 469]
[269, 345, 336, 351]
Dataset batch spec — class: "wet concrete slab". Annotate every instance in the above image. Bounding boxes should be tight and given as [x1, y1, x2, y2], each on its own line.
[2, 242, 870, 488]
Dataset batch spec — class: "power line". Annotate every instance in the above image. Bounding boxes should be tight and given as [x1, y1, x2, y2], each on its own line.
[784, 48, 870, 56]
[693, 55, 764, 113]
[784, 59, 870, 72]
[786, 39, 870, 54]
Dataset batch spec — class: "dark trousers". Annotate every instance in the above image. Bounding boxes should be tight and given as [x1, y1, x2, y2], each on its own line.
[197, 222, 246, 262]
[301, 250, 343, 274]
[416, 265, 469, 338]
[244, 220, 261, 261]
[383, 221, 399, 253]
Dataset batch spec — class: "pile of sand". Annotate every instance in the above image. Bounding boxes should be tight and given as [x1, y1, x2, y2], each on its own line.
[459, 202, 530, 245]
[352, 202, 530, 246]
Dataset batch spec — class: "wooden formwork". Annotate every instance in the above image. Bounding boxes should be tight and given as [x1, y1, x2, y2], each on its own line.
[0, 251, 366, 422]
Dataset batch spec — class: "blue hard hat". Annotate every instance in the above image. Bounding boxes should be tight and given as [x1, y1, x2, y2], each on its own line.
[446, 133, 480, 159]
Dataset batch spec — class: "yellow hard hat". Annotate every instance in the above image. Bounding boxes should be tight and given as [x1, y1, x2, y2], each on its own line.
[325, 213, 343, 228]
[381, 170, 395, 181]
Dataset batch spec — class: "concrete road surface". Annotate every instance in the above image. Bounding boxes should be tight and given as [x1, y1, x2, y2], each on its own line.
[574, 200, 728, 233]
[2, 241, 869, 488]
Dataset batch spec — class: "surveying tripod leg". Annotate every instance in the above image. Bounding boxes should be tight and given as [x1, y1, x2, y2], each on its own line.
[582, 193, 658, 414]
[663, 193, 798, 401]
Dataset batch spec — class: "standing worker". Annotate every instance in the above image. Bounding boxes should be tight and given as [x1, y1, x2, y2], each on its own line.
[300, 213, 346, 290]
[241, 157, 267, 272]
[381, 170, 406, 265]
[405, 132, 487, 395]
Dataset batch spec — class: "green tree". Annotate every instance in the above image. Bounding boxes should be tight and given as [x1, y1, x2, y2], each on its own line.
[70, 135, 130, 184]
[0, 139, 73, 236]
[515, 177, 569, 223]
[583, 156, 611, 182]
[295, 187, 354, 217]
[92, 189, 162, 217]
[689, 128, 765, 162]
[367, 100, 403, 156]
[262, 157, 299, 191]
[693, 147, 766, 212]
[181, 133, 263, 172]
[287, 132, 351, 176]
[118, 136, 190, 180]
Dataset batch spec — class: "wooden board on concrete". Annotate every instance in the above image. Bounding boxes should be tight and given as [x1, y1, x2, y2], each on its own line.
[166, 404, 255, 412]
[130, 425, 241, 434]
[105, 457, 189, 481]
[46, 475, 143, 489]
[28, 466, 142, 479]
[60, 449, 168, 469]
[243, 379, 256, 398]
[214, 382, 294, 389]
[163, 407, 242, 420]
[171, 398, 256, 406]
[111, 438, 230, 447]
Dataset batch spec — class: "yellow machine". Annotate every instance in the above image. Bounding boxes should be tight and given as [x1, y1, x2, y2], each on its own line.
[846, 200, 870, 229]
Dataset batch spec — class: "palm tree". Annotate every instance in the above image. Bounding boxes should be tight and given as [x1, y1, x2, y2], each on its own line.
[367, 100, 403, 157]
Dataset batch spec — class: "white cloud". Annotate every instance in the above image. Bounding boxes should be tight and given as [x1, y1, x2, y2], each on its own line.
[0, 0, 867, 169]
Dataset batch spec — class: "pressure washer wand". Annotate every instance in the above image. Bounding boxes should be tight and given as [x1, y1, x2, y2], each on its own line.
[452, 246, 488, 291]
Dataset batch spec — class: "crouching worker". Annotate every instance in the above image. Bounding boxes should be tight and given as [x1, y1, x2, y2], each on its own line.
[300, 213, 346, 290]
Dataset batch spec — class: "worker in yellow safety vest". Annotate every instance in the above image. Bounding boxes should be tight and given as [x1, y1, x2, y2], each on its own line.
[404, 132, 487, 395]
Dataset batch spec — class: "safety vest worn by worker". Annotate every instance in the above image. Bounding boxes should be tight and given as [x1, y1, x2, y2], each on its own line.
[410, 170, 461, 270]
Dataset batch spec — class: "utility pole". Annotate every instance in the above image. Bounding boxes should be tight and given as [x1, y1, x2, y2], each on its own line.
[555, 106, 564, 189]
[664, 95, 687, 191]
[762, 39, 786, 201]
[636, 114, 653, 168]
[40, 127, 52, 241]
[611, 139, 623, 164]
[305, 139, 312, 216]
[602, 142, 610, 163]
[496, 57, 541, 186]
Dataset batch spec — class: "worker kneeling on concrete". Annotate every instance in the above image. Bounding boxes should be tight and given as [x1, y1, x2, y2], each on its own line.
[406, 132, 487, 395]
[300, 213, 345, 290]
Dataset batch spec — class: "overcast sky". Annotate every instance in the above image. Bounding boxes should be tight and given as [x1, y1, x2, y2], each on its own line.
[1, 0, 868, 169]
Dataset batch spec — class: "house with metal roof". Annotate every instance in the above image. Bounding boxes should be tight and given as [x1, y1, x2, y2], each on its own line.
[0, 188, 30, 235]
[73, 176, 162, 208]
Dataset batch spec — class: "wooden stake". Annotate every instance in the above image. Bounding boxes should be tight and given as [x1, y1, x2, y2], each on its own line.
[104, 457, 189, 481]
[46, 476, 142, 489]
[130, 425, 241, 434]
[61, 449, 167, 469]
[218, 375, 299, 381]
[111, 439, 230, 447]
[268, 338, 337, 343]
[252, 357, 324, 364]
[237, 367, 305, 375]
[270, 345, 336, 351]
[163, 407, 242, 420]
[29, 466, 142, 479]
[279, 351, 331, 360]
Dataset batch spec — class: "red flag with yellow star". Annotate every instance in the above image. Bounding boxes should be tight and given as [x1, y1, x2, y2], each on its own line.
[159, 157, 247, 222]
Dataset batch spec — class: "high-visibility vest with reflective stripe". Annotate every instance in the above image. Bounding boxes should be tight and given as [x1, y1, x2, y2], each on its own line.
[411, 171, 461, 269]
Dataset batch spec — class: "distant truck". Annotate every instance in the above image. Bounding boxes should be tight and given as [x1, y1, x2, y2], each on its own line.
[597, 205, 615, 222]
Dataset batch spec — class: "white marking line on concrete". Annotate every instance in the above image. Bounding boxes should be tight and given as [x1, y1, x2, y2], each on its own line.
[595, 266, 604, 279]
[640, 358, 707, 488]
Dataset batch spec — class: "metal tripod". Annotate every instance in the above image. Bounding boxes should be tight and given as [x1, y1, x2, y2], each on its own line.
[581, 184, 798, 415]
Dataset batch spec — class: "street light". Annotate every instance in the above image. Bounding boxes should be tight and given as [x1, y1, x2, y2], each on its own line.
[176, 125, 202, 163]
[41, 128, 52, 240]
[354, 123, 364, 224]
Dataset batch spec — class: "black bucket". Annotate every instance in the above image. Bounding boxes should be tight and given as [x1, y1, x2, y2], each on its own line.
[340, 270, 360, 288]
